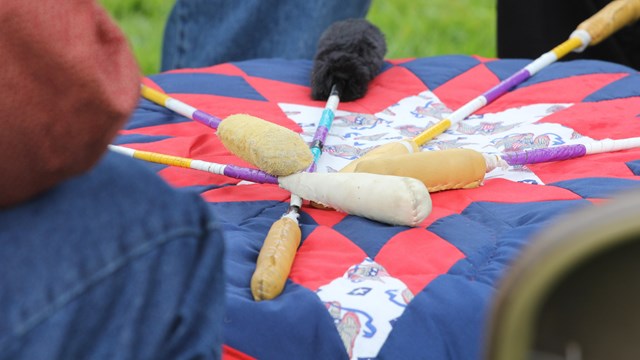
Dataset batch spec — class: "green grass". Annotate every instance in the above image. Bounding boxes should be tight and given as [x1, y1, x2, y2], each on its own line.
[100, 0, 496, 75]
[368, 1, 496, 59]
[99, 0, 174, 74]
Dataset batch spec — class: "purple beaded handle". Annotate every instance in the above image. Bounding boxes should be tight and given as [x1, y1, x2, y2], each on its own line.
[501, 144, 587, 165]
[224, 165, 278, 184]
[499, 138, 640, 166]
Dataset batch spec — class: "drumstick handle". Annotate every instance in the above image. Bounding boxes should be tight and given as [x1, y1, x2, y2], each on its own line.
[576, 0, 640, 46]
[495, 137, 640, 166]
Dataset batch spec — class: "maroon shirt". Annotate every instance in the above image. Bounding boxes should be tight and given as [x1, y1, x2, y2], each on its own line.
[0, 0, 140, 207]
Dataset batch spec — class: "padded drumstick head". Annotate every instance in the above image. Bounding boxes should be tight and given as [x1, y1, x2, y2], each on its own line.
[311, 18, 387, 101]
[354, 149, 488, 192]
[217, 114, 313, 176]
[278, 172, 431, 227]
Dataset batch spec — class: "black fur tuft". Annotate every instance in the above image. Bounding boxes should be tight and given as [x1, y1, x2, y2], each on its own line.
[310, 18, 387, 102]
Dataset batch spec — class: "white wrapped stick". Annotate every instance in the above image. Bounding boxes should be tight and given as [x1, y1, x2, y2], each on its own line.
[109, 145, 432, 227]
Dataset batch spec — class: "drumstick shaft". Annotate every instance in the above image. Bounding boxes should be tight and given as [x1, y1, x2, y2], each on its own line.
[108, 145, 278, 184]
[413, 37, 583, 146]
[140, 84, 222, 128]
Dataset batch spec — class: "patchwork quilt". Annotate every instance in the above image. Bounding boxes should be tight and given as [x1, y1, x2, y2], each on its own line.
[120, 55, 640, 359]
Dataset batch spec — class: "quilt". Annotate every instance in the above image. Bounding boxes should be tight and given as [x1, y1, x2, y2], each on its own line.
[119, 55, 640, 359]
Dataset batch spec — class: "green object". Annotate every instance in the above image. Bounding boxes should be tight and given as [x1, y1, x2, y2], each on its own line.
[485, 189, 640, 360]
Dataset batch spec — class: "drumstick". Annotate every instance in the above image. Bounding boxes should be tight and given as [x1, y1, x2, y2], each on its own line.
[252, 19, 388, 301]
[108, 145, 431, 226]
[353, 137, 640, 192]
[140, 84, 312, 176]
[251, 86, 340, 301]
[340, 0, 640, 173]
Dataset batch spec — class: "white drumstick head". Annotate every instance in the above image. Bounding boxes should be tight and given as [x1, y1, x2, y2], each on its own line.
[278, 172, 432, 227]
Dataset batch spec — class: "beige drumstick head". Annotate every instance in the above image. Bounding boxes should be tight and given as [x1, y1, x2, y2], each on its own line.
[217, 114, 313, 176]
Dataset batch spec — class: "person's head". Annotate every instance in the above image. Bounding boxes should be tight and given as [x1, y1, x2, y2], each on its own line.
[0, 0, 140, 207]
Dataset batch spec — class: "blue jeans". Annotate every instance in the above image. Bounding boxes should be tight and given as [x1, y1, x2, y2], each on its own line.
[0, 152, 225, 360]
[161, 0, 372, 70]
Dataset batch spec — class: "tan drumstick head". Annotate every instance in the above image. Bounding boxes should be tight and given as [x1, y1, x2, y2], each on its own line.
[217, 114, 313, 176]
